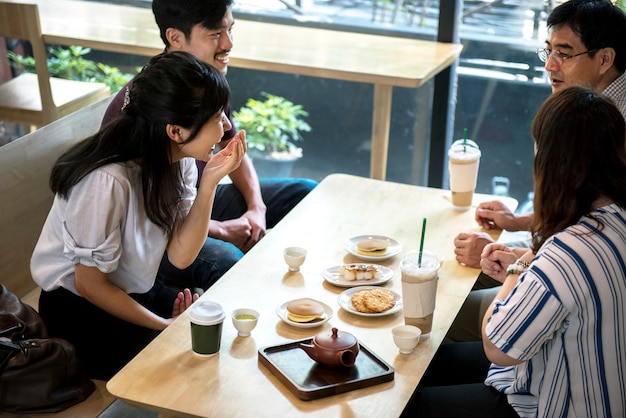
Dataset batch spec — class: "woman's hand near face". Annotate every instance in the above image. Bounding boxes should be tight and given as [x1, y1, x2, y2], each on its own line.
[201, 130, 247, 186]
[167, 131, 248, 270]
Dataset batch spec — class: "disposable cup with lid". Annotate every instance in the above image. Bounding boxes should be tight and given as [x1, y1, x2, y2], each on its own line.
[190, 301, 225, 356]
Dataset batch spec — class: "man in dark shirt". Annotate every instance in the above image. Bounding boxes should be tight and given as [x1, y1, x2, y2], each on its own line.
[103, 0, 316, 290]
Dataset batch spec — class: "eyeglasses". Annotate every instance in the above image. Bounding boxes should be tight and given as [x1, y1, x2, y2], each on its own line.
[537, 48, 597, 64]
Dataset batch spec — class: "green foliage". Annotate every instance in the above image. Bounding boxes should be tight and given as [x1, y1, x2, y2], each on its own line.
[616, 0, 625, 12]
[95, 62, 137, 93]
[233, 92, 312, 157]
[8, 45, 135, 93]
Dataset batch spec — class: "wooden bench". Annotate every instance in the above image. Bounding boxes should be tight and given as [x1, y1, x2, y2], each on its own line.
[0, 95, 117, 417]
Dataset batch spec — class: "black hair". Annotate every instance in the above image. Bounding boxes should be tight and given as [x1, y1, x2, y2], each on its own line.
[152, 0, 234, 46]
[548, 0, 626, 72]
[50, 51, 230, 234]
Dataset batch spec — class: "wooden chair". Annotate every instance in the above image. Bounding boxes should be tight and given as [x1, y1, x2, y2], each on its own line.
[0, 2, 110, 130]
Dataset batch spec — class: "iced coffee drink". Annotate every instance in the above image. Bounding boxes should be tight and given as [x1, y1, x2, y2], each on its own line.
[400, 251, 440, 334]
[448, 139, 481, 210]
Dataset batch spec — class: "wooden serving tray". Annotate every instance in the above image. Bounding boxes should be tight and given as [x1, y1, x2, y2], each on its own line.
[258, 338, 394, 401]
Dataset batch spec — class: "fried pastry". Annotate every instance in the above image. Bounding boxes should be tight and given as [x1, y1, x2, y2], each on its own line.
[351, 288, 396, 313]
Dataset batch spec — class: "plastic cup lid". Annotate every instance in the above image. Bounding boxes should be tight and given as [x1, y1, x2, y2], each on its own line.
[448, 139, 480, 157]
[189, 301, 225, 326]
[401, 251, 440, 274]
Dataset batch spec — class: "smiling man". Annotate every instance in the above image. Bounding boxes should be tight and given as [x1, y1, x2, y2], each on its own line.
[447, 0, 626, 345]
[152, 0, 235, 76]
[102, 0, 317, 292]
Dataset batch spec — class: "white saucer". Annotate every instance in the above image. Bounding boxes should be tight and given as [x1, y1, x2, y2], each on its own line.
[344, 235, 402, 261]
[276, 298, 333, 328]
[322, 264, 393, 288]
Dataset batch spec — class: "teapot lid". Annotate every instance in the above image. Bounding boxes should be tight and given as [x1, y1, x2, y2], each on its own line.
[313, 327, 357, 349]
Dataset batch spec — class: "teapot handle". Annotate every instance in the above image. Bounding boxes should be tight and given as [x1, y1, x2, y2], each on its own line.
[338, 349, 356, 367]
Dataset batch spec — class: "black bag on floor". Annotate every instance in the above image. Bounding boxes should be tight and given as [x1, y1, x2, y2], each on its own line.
[0, 284, 95, 414]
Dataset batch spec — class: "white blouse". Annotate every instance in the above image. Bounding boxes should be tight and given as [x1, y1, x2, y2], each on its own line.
[31, 158, 197, 296]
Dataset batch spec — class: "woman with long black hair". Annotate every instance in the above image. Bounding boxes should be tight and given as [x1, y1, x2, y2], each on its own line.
[31, 51, 246, 380]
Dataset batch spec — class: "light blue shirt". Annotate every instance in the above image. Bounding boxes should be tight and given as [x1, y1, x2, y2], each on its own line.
[485, 204, 626, 418]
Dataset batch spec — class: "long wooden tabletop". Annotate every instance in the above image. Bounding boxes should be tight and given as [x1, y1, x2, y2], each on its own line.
[107, 173, 516, 418]
[9, 0, 463, 180]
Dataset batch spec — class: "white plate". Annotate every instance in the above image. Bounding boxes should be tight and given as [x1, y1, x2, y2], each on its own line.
[322, 264, 393, 288]
[344, 235, 402, 261]
[276, 298, 334, 328]
[337, 286, 403, 317]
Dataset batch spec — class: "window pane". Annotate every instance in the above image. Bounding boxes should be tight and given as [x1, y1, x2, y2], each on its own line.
[68, 0, 552, 208]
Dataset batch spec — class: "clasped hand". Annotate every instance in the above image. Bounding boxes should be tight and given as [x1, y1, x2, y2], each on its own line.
[480, 244, 532, 283]
[453, 200, 525, 268]
[212, 209, 265, 252]
[479, 243, 518, 283]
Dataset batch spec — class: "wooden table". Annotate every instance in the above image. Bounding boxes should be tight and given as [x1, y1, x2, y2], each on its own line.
[107, 173, 516, 418]
[12, 0, 463, 180]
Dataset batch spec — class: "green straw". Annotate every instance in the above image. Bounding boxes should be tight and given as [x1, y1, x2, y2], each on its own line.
[418, 217, 427, 267]
[463, 128, 467, 152]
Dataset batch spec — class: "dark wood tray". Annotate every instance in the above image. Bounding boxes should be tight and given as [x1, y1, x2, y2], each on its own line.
[258, 338, 394, 401]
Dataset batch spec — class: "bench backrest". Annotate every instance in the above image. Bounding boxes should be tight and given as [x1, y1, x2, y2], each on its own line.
[0, 96, 113, 298]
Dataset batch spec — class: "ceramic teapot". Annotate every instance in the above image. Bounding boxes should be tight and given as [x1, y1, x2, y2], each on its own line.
[299, 327, 360, 367]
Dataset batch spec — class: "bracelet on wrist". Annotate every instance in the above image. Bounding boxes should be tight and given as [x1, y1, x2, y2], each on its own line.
[506, 264, 524, 275]
[506, 259, 530, 276]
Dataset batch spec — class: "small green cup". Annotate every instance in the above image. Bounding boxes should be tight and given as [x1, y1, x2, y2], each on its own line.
[189, 301, 225, 357]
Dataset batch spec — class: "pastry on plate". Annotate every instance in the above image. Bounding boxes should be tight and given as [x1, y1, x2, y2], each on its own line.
[351, 288, 396, 313]
[339, 263, 383, 281]
[286, 298, 327, 323]
[355, 238, 389, 257]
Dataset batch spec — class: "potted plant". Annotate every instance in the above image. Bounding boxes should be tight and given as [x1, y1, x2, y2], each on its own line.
[9, 45, 135, 93]
[233, 92, 311, 177]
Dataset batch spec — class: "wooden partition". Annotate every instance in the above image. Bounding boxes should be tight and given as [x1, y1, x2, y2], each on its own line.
[0, 95, 113, 299]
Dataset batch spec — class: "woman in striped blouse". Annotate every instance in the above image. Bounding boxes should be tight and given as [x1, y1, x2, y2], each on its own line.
[403, 86, 626, 417]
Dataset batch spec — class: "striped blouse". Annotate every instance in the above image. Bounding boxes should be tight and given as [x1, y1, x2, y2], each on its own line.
[485, 204, 626, 418]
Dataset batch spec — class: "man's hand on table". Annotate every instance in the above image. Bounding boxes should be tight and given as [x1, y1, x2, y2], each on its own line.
[475, 200, 532, 231]
[453, 231, 495, 268]
[454, 200, 533, 268]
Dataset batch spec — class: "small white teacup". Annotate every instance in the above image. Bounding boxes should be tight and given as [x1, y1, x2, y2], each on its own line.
[283, 247, 307, 272]
[231, 308, 259, 337]
[392, 325, 421, 354]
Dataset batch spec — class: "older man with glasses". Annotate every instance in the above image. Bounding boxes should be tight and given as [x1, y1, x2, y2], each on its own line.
[538, 2, 626, 116]
[447, 0, 626, 344]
